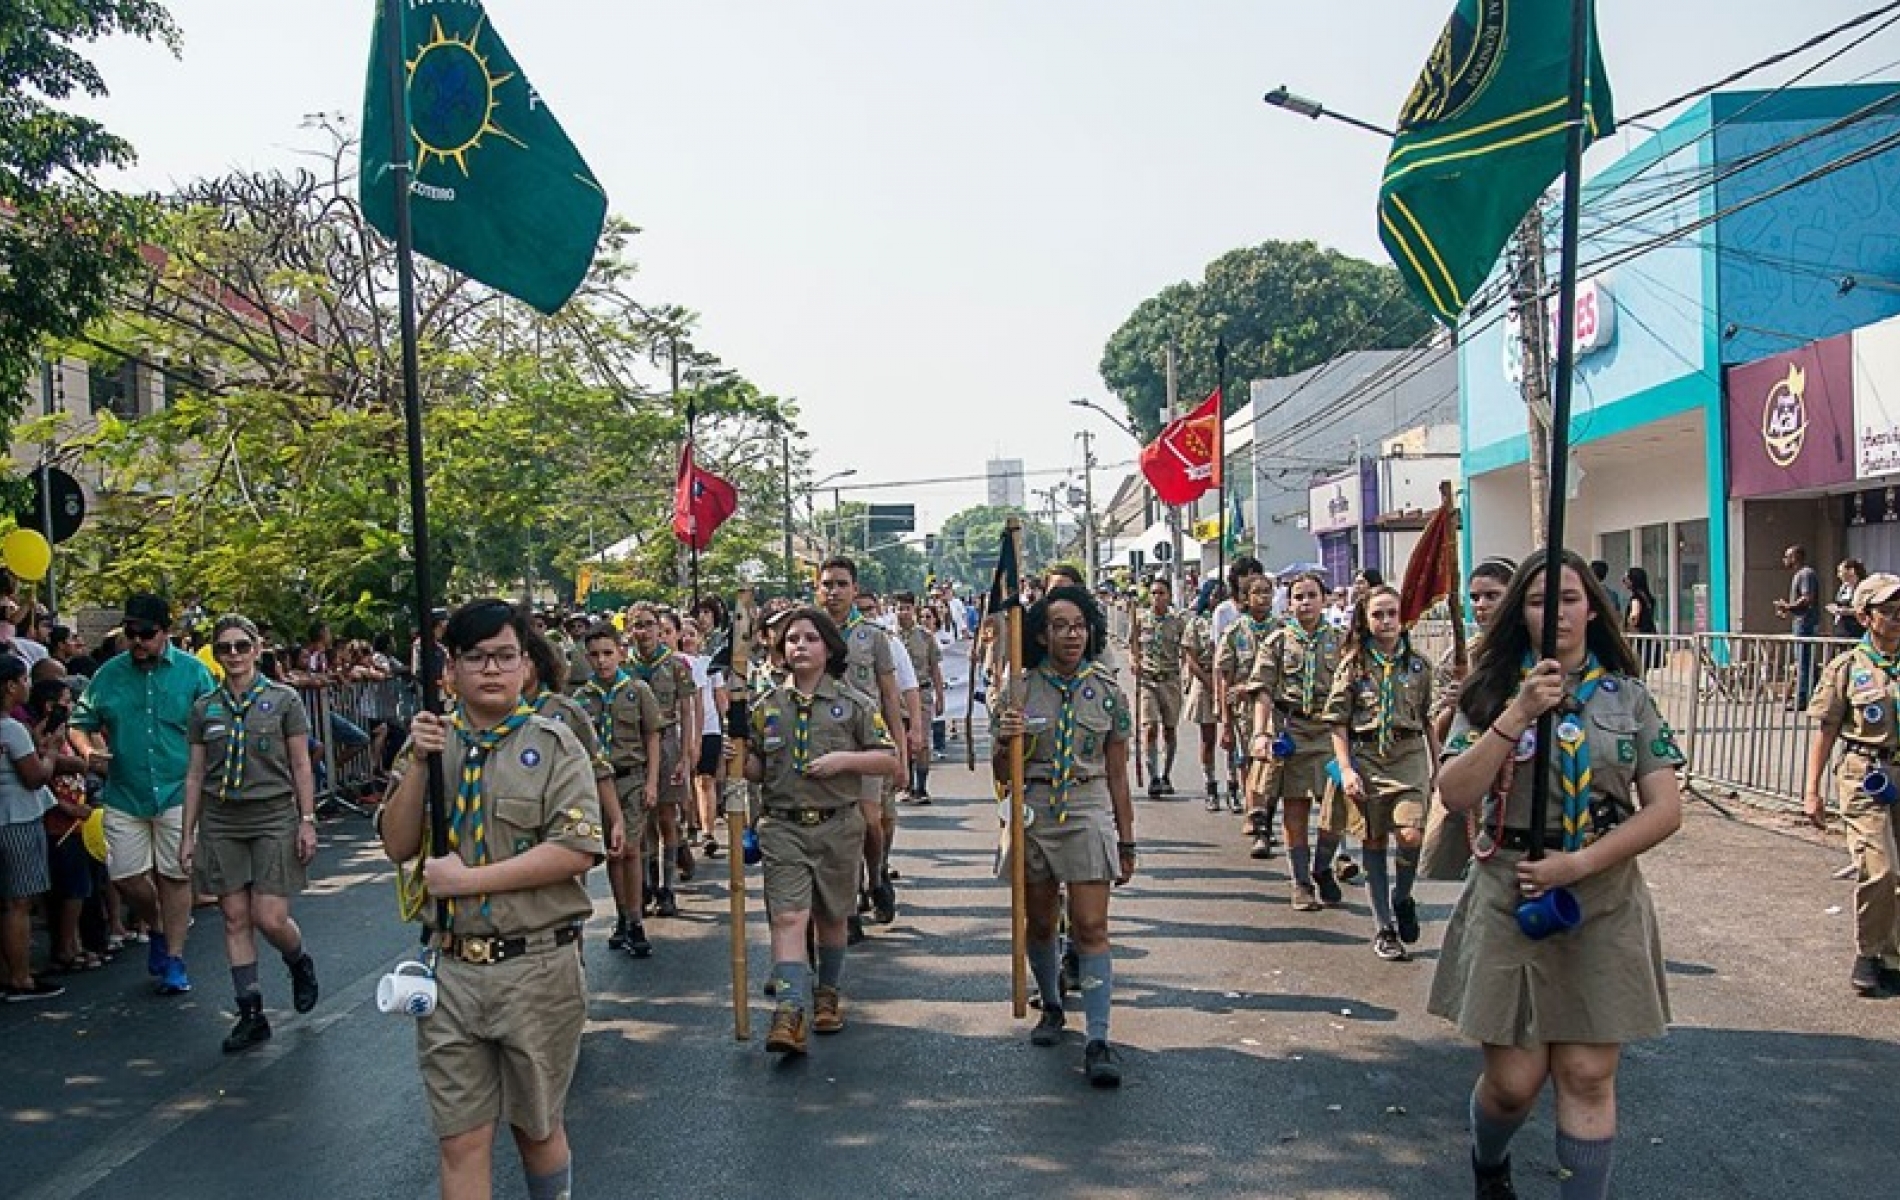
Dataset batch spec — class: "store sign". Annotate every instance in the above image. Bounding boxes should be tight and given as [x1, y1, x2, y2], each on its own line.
[1504, 277, 1618, 384]
[1853, 315, 1900, 478]
[1724, 333, 1854, 499]
[1307, 471, 1360, 534]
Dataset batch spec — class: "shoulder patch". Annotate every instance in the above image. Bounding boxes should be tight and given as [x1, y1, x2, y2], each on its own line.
[520, 748, 542, 768]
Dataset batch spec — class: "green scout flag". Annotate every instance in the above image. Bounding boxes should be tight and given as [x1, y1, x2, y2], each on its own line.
[361, 0, 608, 315]
[1378, 0, 1615, 325]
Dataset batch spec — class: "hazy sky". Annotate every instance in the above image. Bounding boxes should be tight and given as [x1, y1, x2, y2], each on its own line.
[71, 0, 1900, 533]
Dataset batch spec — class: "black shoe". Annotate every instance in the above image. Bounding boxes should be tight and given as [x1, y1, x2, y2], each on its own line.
[1394, 897, 1421, 945]
[655, 888, 679, 918]
[1083, 1039, 1123, 1088]
[1373, 927, 1409, 962]
[857, 888, 874, 913]
[1226, 790, 1244, 814]
[1472, 1152, 1519, 1199]
[676, 842, 696, 883]
[1204, 789, 1222, 813]
[3, 978, 65, 1003]
[1852, 955, 1884, 996]
[1059, 948, 1080, 997]
[288, 953, 320, 1014]
[1314, 870, 1343, 906]
[1145, 776, 1162, 799]
[702, 836, 721, 859]
[607, 917, 628, 951]
[222, 997, 271, 1054]
[847, 914, 867, 945]
[1880, 965, 1900, 995]
[626, 922, 652, 958]
[870, 881, 897, 925]
[1335, 857, 1362, 884]
[1031, 1006, 1066, 1047]
[1159, 775, 1175, 797]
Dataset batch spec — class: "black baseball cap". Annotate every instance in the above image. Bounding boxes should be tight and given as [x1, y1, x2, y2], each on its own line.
[123, 593, 171, 629]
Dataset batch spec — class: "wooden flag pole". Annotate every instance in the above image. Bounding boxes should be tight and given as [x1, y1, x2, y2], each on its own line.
[724, 697, 751, 1041]
[1440, 480, 1469, 671]
[1005, 518, 1029, 1018]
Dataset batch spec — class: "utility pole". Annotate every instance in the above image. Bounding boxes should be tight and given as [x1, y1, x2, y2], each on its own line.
[1078, 429, 1097, 586]
[37, 360, 58, 613]
[1513, 209, 1553, 545]
[1164, 342, 1184, 598]
[781, 431, 795, 595]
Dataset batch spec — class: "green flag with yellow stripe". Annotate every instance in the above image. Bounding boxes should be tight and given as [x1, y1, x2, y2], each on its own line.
[1378, 0, 1614, 326]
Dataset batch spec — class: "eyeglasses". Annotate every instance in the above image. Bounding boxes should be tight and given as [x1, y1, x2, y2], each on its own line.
[1048, 621, 1090, 637]
[213, 639, 254, 655]
[455, 648, 524, 672]
[125, 624, 164, 641]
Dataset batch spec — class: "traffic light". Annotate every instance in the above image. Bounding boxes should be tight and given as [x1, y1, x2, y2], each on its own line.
[924, 533, 939, 556]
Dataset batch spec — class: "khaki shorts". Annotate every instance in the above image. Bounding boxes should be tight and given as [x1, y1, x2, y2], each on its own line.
[106, 806, 185, 882]
[1346, 738, 1431, 841]
[656, 727, 688, 808]
[418, 940, 587, 1139]
[759, 805, 865, 921]
[1138, 677, 1183, 728]
[194, 825, 306, 896]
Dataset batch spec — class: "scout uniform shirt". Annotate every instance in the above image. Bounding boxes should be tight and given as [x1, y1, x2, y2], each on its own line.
[896, 623, 941, 700]
[1138, 609, 1187, 682]
[1810, 641, 1900, 763]
[1215, 614, 1278, 742]
[1319, 641, 1434, 745]
[841, 610, 898, 700]
[1182, 614, 1216, 709]
[391, 713, 605, 938]
[187, 678, 311, 835]
[1015, 663, 1133, 800]
[531, 689, 614, 787]
[751, 675, 893, 812]
[575, 672, 663, 779]
[1251, 620, 1344, 721]
[627, 646, 695, 730]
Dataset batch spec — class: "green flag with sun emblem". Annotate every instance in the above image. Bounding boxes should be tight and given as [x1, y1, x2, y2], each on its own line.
[361, 0, 607, 315]
[1378, 0, 1614, 326]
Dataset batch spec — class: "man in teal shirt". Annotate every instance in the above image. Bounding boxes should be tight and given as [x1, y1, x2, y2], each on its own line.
[70, 594, 217, 995]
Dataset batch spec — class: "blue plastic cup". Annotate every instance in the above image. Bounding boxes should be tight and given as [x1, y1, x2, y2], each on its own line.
[1515, 886, 1583, 940]
[1863, 770, 1898, 806]
[741, 827, 762, 866]
[1324, 759, 1343, 785]
[1271, 732, 1296, 760]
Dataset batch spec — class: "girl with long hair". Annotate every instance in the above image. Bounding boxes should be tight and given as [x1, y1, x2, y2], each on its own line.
[1246, 572, 1344, 904]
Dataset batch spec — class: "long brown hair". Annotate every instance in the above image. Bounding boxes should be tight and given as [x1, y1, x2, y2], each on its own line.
[1341, 584, 1421, 674]
[1458, 548, 1640, 726]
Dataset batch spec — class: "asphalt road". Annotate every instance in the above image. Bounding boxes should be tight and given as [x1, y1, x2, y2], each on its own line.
[5, 638, 1899, 1198]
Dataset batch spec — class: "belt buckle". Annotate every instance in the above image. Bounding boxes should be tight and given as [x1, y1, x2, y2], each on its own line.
[462, 936, 494, 965]
[797, 808, 822, 827]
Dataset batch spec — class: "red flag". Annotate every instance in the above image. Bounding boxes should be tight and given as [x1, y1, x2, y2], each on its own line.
[673, 442, 738, 551]
[1399, 487, 1456, 628]
[1139, 388, 1222, 506]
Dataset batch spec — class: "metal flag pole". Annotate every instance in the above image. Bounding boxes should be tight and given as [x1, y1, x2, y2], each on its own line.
[1526, 0, 1596, 860]
[1215, 339, 1228, 610]
[377, 0, 451, 914]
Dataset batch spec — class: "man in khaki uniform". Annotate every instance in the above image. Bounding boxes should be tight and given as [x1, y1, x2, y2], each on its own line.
[893, 591, 944, 802]
[378, 599, 604, 1200]
[1805, 571, 1900, 997]
[1135, 577, 1187, 797]
[625, 605, 696, 917]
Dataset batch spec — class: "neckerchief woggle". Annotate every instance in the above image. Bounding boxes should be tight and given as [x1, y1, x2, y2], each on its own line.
[445, 700, 536, 927]
[217, 674, 271, 801]
[1521, 652, 1609, 852]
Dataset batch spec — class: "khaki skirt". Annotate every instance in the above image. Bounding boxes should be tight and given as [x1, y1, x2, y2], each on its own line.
[195, 821, 306, 896]
[1428, 853, 1670, 1047]
[1257, 713, 1335, 806]
[1184, 676, 1217, 725]
[997, 781, 1118, 885]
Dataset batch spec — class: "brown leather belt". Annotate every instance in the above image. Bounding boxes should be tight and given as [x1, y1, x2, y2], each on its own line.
[432, 924, 580, 965]
[764, 805, 847, 827]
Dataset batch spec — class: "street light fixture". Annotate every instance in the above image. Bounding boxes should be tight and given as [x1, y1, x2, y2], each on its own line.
[808, 468, 858, 557]
[1262, 85, 1394, 139]
[1070, 397, 1141, 443]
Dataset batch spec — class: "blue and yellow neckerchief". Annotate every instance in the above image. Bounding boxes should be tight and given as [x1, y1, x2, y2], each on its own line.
[628, 645, 675, 685]
[216, 675, 271, 801]
[1522, 653, 1609, 852]
[1365, 643, 1402, 754]
[788, 690, 815, 773]
[1859, 636, 1900, 683]
[842, 609, 866, 634]
[1287, 620, 1328, 714]
[446, 700, 536, 927]
[578, 669, 631, 746]
[1040, 660, 1099, 823]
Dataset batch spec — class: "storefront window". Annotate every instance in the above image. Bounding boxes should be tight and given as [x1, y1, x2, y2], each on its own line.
[1640, 523, 1671, 631]
[1676, 519, 1708, 633]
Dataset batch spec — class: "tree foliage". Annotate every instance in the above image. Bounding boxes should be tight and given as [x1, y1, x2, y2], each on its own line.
[930, 504, 1056, 593]
[1098, 240, 1434, 436]
[1, 1, 179, 425]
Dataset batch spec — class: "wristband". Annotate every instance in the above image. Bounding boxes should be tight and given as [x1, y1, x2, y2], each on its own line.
[1117, 841, 1138, 855]
[1488, 723, 1521, 745]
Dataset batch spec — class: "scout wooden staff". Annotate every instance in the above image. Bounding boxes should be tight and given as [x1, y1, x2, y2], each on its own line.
[963, 592, 989, 772]
[724, 694, 751, 1041]
[1002, 518, 1030, 1018]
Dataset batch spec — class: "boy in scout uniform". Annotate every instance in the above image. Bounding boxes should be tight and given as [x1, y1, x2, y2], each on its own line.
[578, 623, 662, 954]
[1805, 570, 1900, 997]
[1321, 584, 1437, 960]
[522, 626, 627, 921]
[743, 606, 899, 1055]
[378, 599, 604, 1200]
[893, 591, 944, 802]
[626, 604, 696, 918]
[1135, 577, 1186, 797]
[1182, 596, 1221, 811]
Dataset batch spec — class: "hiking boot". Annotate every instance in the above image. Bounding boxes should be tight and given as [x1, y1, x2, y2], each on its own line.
[1314, 870, 1343, 906]
[1373, 928, 1409, 962]
[1852, 955, 1885, 996]
[1395, 897, 1422, 945]
[288, 953, 320, 1014]
[765, 1004, 809, 1055]
[626, 922, 653, 958]
[870, 881, 897, 926]
[221, 996, 271, 1054]
[655, 888, 679, 918]
[156, 956, 192, 996]
[1472, 1153, 1519, 1199]
[1292, 883, 1322, 912]
[1083, 1039, 1123, 1088]
[607, 917, 628, 951]
[813, 986, 845, 1034]
[1031, 1006, 1066, 1046]
[676, 842, 695, 882]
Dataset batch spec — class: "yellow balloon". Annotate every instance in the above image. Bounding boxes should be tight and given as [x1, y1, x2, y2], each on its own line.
[81, 808, 109, 864]
[1, 528, 51, 581]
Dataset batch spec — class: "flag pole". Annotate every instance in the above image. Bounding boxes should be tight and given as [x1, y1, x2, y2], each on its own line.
[1526, 0, 1595, 861]
[1004, 516, 1029, 1018]
[1215, 340, 1228, 611]
[963, 592, 987, 772]
[724, 695, 751, 1041]
[1440, 480, 1468, 671]
[377, 0, 451, 898]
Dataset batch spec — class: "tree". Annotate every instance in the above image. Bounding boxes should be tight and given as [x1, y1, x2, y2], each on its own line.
[932, 504, 1055, 593]
[1098, 240, 1434, 436]
[1, 1, 179, 429]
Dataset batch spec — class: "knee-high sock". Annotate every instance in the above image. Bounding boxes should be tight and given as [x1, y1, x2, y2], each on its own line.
[1471, 1084, 1528, 1167]
[1077, 951, 1113, 1043]
[772, 960, 811, 1012]
[525, 1161, 572, 1200]
[1394, 843, 1420, 905]
[1314, 831, 1339, 873]
[1364, 847, 1394, 929]
[1028, 938, 1062, 1009]
[1289, 841, 1313, 887]
[1556, 1130, 1615, 1200]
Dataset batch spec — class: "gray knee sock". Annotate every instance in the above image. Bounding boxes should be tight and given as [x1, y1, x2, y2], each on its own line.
[772, 960, 811, 1011]
[1077, 951, 1113, 1042]
[1556, 1131, 1615, 1199]
[1471, 1086, 1528, 1167]
[1290, 842, 1313, 887]
[1394, 845, 1419, 905]
[661, 848, 678, 890]
[231, 961, 260, 1000]
[1364, 847, 1394, 929]
[1028, 938, 1062, 1010]
[817, 943, 846, 990]
[525, 1160, 572, 1200]
[1314, 832, 1339, 873]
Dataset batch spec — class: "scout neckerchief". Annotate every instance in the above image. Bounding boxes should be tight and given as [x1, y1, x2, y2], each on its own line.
[1040, 661, 1100, 824]
[788, 687, 816, 774]
[1286, 619, 1328, 714]
[1858, 635, 1900, 685]
[1365, 641, 1402, 754]
[1522, 652, 1609, 853]
[446, 700, 536, 927]
[216, 674, 271, 801]
[628, 644, 675, 687]
[578, 669, 631, 747]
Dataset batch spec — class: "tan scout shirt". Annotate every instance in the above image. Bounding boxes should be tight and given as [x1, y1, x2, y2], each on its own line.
[575, 673, 663, 774]
[188, 680, 310, 835]
[1182, 614, 1215, 681]
[532, 690, 613, 782]
[751, 675, 894, 812]
[1441, 671, 1684, 837]
[1250, 621, 1344, 718]
[393, 715, 605, 938]
[1000, 663, 1132, 788]
[1320, 642, 1434, 738]
[896, 624, 942, 694]
[1809, 644, 1900, 753]
[627, 648, 695, 729]
[840, 613, 897, 699]
[1138, 609, 1187, 680]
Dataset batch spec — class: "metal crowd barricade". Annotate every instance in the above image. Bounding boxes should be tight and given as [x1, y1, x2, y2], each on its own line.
[301, 677, 420, 817]
[1670, 632, 1851, 814]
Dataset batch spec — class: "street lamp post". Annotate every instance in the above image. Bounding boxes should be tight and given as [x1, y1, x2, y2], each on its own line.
[1262, 86, 1395, 138]
[1071, 397, 1147, 585]
[810, 468, 856, 558]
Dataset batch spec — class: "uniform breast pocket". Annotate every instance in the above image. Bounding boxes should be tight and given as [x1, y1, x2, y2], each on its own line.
[492, 797, 545, 857]
[1074, 703, 1115, 761]
[1587, 710, 1640, 790]
[1848, 686, 1890, 732]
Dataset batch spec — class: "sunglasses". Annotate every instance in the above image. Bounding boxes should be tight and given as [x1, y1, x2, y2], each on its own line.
[214, 639, 254, 655]
[125, 623, 165, 641]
